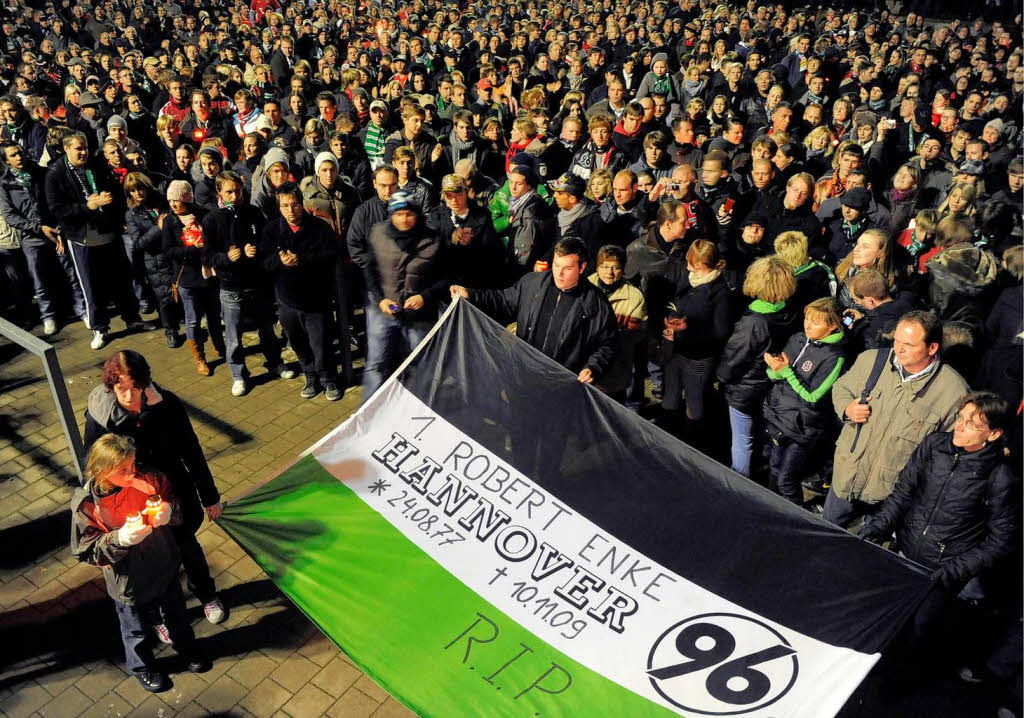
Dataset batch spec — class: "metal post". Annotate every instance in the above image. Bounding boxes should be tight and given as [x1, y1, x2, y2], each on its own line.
[0, 315, 85, 484]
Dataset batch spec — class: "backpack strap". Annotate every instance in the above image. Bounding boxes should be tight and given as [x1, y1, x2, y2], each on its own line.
[849, 349, 891, 454]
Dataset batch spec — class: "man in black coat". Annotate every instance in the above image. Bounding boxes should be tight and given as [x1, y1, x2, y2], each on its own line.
[261, 184, 340, 400]
[763, 172, 823, 247]
[428, 174, 505, 288]
[452, 237, 618, 384]
[83, 350, 228, 627]
[347, 165, 397, 277]
[45, 130, 143, 350]
[549, 172, 605, 262]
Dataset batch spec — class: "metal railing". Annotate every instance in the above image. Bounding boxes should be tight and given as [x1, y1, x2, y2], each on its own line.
[0, 316, 84, 484]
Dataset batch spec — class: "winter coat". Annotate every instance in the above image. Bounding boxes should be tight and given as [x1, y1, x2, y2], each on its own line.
[71, 472, 182, 605]
[261, 214, 337, 312]
[716, 299, 800, 414]
[45, 157, 126, 245]
[588, 274, 647, 394]
[846, 292, 916, 355]
[383, 129, 440, 179]
[299, 175, 360, 246]
[558, 200, 605, 261]
[569, 139, 627, 181]
[863, 433, 1018, 582]
[427, 203, 506, 288]
[346, 196, 389, 273]
[666, 273, 733, 360]
[625, 224, 688, 332]
[831, 350, 970, 504]
[505, 192, 557, 274]
[926, 244, 999, 328]
[470, 271, 618, 378]
[0, 162, 50, 240]
[161, 206, 212, 290]
[763, 330, 846, 445]
[791, 260, 837, 312]
[599, 196, 654, 246]
[763, 196, 822, 246]
[125, 202, 173, 304]
[366, 217, 447, 325]
[82, 383, 219, 532]
[202, 204, 269, 293]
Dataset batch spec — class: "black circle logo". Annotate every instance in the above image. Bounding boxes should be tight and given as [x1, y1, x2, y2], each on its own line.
[646, 613, 799, 715]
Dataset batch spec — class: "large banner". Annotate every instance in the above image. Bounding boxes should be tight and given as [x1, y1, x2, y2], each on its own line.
[221, 299, 931, 718]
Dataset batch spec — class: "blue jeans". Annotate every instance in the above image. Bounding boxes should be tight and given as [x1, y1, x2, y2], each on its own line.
[177, 285, 221, 342]
[22, 238, 86, 321]
[362, 303, 429, 402]
[220, 289, 281, 380]
[728, 406, 755, 477]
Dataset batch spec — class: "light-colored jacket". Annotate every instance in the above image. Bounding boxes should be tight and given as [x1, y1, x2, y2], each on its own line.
[831, 349, 969, 504]
[588, 274, 647, 394]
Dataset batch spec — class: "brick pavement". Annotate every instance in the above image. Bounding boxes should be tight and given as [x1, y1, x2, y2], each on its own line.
[0, 316, 417, 718]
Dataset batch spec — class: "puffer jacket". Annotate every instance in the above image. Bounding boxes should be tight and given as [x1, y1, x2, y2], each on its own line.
[763, 330, 846, 445]
[125, 200, 173, 304]
[0, 162, 50, 240]
[299, 174, 360, 246]
[926, 243, 999, 327]
[831, 350, 970, 504]
[365, 216, 447, 325]
[716, 300, 800, 414]
[863, 433, 1018, 582]
[71, 472, 182, 605]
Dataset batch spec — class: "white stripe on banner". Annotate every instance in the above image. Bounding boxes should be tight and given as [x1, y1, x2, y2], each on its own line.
[313, 380, 879, 718]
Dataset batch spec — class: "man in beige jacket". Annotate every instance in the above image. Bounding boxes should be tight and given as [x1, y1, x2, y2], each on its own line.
[824, 311, 970, 527]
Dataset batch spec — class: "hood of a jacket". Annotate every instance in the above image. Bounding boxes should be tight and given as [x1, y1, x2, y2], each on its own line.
[928, 244, 999, 295]
[87, 385, 130, 431]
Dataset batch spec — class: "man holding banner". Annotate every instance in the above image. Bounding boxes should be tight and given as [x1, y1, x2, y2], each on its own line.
[450, 236, 618, 385]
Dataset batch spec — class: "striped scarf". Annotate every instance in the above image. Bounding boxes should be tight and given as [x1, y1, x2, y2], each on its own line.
[364, 123, 385, 161]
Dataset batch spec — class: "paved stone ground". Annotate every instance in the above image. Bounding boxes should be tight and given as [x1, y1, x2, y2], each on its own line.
[0, 314, 1008, 718]
[0, 315, 417, 718]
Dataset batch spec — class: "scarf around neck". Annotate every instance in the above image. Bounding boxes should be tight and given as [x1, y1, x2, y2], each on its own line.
[558, 200, 587, 234]
[689, 267, 721, 287]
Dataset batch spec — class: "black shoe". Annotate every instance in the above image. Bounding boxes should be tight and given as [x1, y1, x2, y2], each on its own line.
[300, 378, 322, 399]
[135, 670, 171, 693]
[186, 656, 213, 674]
[324, 383, 342, 401]
[165, 331, 181, 348]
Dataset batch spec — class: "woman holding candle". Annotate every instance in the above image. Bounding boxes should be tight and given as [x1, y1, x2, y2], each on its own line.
[71, 433, 211, 693]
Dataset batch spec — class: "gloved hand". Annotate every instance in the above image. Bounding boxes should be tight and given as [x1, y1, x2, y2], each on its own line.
[117, 521, 153, 547]
[856, 523, 884, 543]
[931, 564, 960, 589]
[150, 501, 172, 527]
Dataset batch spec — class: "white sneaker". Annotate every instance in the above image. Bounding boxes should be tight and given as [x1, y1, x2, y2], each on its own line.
[203, 598, 227, 624]
[90, 330, 106, 350]
[271, 364, 296, 380]
[81, 317, 90, 330]
[231, 379, 247, 397]
[154, 623, 172, 644]
[42, 319, 57, 335]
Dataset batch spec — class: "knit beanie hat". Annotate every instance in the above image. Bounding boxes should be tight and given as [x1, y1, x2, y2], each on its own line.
[166, 180, 194, 203]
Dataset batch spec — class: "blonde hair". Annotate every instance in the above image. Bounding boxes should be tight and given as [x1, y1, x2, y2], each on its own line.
[743, 256, 796, 304]
[937, 181, 978, 218]
[803, 126, 836, 156]
[773, 231, 810, 267]
[123, 172, 155, 208]
[587, 169, 613, 200]
[836, 229, 893, 284]
[87, 434, 136, 493]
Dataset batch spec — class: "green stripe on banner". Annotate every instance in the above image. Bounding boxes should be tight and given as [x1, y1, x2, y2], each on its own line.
[220, 455, 681, 718]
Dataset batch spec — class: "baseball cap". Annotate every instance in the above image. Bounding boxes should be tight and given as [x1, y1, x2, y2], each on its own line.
[549, 172, 586, 199]
[441, 174, 466, 193]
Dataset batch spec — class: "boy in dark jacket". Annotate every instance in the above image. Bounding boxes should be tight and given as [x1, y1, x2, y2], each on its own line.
[763, 298, 846, 505]
[204, 171, 293, 396]
[72, 434, 210, 693]
[261, 183, 340, 400]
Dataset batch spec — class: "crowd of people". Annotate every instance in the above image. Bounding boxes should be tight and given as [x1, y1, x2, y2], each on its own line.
[0, 0, 1021, 709]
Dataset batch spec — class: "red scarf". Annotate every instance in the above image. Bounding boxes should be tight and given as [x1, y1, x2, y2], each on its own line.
[505, 137, 536, 173]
